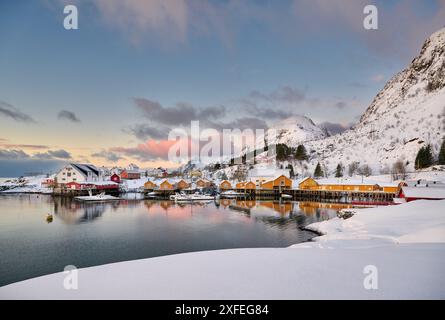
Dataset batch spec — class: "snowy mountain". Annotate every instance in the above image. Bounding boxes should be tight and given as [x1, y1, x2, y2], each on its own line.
[293, 27, 445, 175]
[241, 115, 327, 155]
[190, 28, 445, 179]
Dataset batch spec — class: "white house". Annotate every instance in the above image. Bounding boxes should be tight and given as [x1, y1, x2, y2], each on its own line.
[55, 163, 102, 184]
[127, 163, 140, 171]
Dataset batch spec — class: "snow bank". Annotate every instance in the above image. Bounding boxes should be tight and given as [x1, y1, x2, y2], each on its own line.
[301, 200, 445, 247]
[1, 200, 444, 299]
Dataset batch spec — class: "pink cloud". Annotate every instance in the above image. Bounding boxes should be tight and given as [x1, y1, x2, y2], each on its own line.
[111, 140, 177, 161]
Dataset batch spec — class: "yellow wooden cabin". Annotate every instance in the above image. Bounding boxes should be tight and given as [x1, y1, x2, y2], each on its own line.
[260, 175, 292, 190]
[298, 177, 319, 190]
[196, 179, 211, 188]
[219, 180, 232, 190]
[144, 180, 158, 190]
[236, 181, 256, 190]
[159, 180, 174, 190]
[176, 179, 190, 190]
[298, 177, 400, 193]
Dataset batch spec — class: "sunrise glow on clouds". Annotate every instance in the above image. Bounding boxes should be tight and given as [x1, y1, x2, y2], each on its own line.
[1, 0, 444, 175]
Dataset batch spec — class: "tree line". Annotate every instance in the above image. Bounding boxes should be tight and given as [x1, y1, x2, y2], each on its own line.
[276, 138, 445, 179]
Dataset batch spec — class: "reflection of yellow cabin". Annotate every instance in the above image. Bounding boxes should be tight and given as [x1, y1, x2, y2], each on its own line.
[219, 180, 232, 190]
[196, 179, 210, 188]
[298, 201, 353, 215]
[159, 180, 174, 190]
[176, 179, 190, 190]
[144, 181, 158, 190]
[298, 177, 400, 193]
[159, 201, 172, 210]
[260, 201, 292, 215]
[220, 199, 232, 208]
[260, 175, 292, 190]
[236, 181, 256, 190]
[235, 200, 256, 209]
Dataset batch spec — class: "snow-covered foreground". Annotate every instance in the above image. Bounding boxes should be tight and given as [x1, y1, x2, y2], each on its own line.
[1, 200, 444, 300]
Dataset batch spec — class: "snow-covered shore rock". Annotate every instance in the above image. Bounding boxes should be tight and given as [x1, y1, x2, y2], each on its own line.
[0, 200, 444, 299]
[0, 175, 52, 194]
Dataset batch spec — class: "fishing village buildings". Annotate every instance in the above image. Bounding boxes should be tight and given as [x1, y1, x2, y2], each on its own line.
[46, 163, 445, 203]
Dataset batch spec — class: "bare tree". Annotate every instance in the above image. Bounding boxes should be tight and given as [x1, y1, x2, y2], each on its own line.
[392, 160, 407, 180]
[357, 164, 372, 177]
[348, 162, 360, 176]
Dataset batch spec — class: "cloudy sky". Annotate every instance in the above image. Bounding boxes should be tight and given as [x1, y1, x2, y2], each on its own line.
[0, 0, 444, 176]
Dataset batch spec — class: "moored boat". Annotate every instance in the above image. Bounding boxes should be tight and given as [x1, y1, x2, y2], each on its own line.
[75, 191, 120, 202]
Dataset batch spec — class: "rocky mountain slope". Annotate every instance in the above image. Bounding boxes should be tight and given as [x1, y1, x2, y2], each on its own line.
[257, 115, 327, 149]
[294, 27, 445, 175]
[191, 28, 445, 179]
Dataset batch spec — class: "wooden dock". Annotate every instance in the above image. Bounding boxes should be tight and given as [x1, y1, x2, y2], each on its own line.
[53, 187, 120, 197]
[231, 188, 396, 203]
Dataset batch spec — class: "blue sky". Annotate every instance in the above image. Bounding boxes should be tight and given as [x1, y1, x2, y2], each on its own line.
[0, 0, 444, 176]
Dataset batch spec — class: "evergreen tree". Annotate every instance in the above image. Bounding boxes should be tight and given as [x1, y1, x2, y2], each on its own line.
[287, 164, 295, 178]
[295, 144, 308, 161]
[439, 138, 445, 165]
[314, 162, 323, 178]
[415, 144, 433, 169]
[276, 144, 291, 161]
[335, 163, 343, 177]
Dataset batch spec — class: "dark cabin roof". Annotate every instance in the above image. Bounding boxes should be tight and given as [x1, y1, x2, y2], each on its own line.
[71, 163, 100, 178]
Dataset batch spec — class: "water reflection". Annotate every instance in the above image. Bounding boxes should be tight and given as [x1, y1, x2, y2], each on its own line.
[50, 197, 353, 227]
[53, 197, 108, 224]
[0, 195, 355, 286]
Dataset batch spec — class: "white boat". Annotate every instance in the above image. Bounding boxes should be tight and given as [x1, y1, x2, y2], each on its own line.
[174, 192, 214, 202]
[75, 191, 120, 202]
[147, 191, 160, 198]
[281, 194, 292, 199]
[220, 190, 245, 198]
[170, 192, 187, 200]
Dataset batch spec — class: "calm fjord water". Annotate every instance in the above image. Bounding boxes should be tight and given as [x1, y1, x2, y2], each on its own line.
[0, 194, 340, 286]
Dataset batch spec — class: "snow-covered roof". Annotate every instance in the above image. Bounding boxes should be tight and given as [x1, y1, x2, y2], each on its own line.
[71, 163, 100, 178]
[122, 169, 141, 174]
[248, 168, 290, 178]
[315, 178, 398, 187]
[401, 187, 445, 199]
